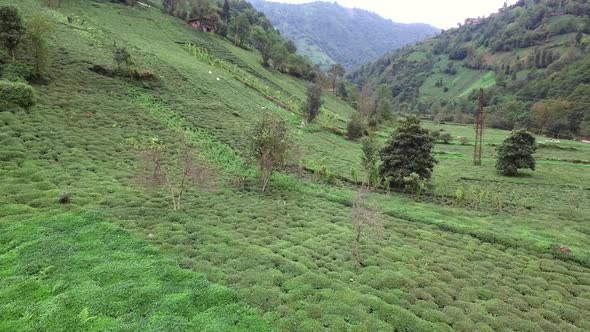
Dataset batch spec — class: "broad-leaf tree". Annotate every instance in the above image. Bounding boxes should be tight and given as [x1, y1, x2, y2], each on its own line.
[496, 129, 537, 176]
[304, 82, 323, 123]
[0, 6, 25, 59]
[250, 113, 290, 192]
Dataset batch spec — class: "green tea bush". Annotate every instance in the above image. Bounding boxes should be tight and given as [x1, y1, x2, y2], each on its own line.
[1, 62, 32, 82]
[0, 80, 34, 109]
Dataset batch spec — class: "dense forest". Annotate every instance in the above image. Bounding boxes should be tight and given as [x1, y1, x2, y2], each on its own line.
[250, 0, 438, 70]
[350, 0, 590, 139]
[156, 0, 322, 79]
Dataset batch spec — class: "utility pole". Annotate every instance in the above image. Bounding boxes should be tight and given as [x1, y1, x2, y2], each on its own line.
[474, 88, 485, 166]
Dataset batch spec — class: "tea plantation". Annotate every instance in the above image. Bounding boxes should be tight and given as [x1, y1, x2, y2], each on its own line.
[1, 0, 590, 331]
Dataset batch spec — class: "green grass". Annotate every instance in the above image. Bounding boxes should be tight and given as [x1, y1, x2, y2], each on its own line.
[0, 212, 270, 331]
[2, 0, 590, 331]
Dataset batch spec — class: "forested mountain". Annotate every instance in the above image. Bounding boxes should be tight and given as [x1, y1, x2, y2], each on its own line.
[249, 0, 439, 69]
[350, 0, 590, 139]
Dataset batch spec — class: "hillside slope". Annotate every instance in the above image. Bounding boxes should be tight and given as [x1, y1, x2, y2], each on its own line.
[2, 0, 590, 331]
[250, 0, 438, 69]
[350, 0, 590, 138]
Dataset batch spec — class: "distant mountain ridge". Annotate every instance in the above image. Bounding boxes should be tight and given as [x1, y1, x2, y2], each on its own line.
[349, 0, 590, 138]
[249, 0, 439, 69]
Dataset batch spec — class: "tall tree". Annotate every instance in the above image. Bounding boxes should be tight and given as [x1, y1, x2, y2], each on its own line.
[26, 13, 55, 78]
[327, 64, 345, 94]
[250, 113, 290, 192]
[230, 13, 250, 46]
[379, 116, 437, 188]
[250, 26, 272, 66]
[360, 135, 380, 188]
[0, 6, 25, 59]
[304, 82, 323, 123]
[496, 130, 537, 176]
[221, 0, 230, 23]
[162, 0, 178, 14]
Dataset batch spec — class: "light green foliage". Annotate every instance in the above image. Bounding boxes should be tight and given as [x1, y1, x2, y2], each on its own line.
[1, 1, 590, 331]
[26, 12, 55, 78]
[0, 79, 34, 109]
[0, 213, 270, 331]
[360, 135, 380, 188]
[250, 112, 290, 192]
[1, 61, 32, 82]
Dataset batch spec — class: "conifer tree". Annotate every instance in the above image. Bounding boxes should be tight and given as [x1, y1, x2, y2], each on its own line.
[379, 116, 436, 188]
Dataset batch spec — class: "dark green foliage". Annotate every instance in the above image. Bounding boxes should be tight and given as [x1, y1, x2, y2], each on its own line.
[347, 112, 367, 140]
[380, 117, 437, 188]
[439, 132, 453, 144]
[496, 130, 537, 176]
[58, 191, 71, 204]
[448, 45, 469, 60]
[0, 5, 25, 59]
[162, 0, 178, 14]
[113, 46, 132, 71]
[304, 82, 322, 123]
[0, 80, 34, 109]
[1, 62, 32, 82]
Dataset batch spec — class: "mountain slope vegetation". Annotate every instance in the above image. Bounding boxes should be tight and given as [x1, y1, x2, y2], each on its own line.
[1, 0, 590, 331]
[350, 0, 590, 139]
[250, 0, 439, 69]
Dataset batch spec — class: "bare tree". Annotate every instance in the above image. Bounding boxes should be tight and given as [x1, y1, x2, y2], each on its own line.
[141, 136, 213, 211]
[351, 191, 383, 271]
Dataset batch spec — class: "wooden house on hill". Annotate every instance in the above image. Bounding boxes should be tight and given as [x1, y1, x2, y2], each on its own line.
[188, 16, 218, 33]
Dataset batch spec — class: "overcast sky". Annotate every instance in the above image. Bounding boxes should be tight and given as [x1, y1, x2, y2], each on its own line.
[264, 0, 517, 29]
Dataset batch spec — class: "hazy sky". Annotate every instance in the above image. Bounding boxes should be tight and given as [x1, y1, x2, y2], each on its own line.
[265, 0, 517, 29]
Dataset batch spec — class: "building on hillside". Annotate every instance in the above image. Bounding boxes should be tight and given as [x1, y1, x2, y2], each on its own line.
[188, 16, 217, 33]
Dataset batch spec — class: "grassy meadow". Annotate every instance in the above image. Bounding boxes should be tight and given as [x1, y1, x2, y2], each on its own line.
[1, 0, 590, 331]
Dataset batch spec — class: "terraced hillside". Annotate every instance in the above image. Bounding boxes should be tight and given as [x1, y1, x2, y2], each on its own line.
[1, 0, 590, 331]
[350, 0, 590, 138]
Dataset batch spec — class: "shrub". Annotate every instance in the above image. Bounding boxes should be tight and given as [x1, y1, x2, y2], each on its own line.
[440, 132, 453, 144]
[58, 191, 71, 204]
[1, 62, 32, 82]
[430, 130, 441, 141]
[113, 46, 132, 71]
[402, 172, 428, 195]
[347, 113, 367, 140]
[0, 80, 34, 109]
